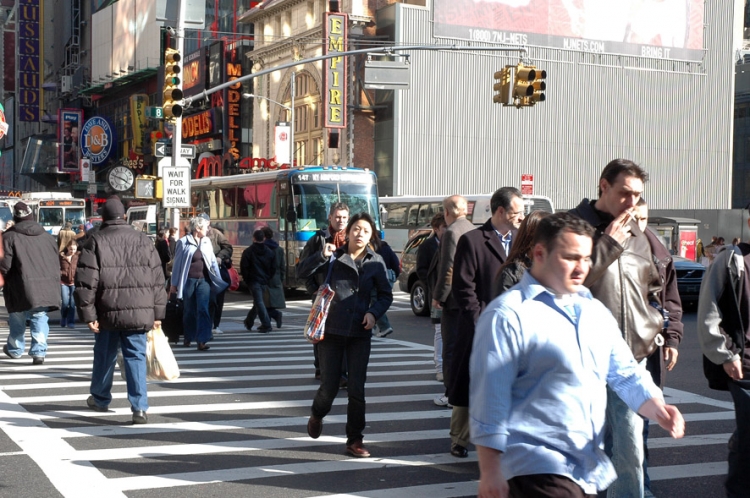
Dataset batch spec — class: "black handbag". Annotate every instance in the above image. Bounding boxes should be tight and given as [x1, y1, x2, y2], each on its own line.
[163, 294, 184, 344]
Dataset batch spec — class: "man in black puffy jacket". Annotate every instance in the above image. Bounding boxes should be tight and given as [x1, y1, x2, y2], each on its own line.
[75, 196, 167, 425]
[1, 201, 61, 365]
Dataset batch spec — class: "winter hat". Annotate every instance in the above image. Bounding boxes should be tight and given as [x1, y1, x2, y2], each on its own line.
[198, 212, 210, 222]
[101, 196, 125, 221]
[13, 201, 33, 222]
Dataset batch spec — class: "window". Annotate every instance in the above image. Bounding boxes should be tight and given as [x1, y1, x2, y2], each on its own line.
[407, 204, 419, 226]
[383, 203, 408, 228]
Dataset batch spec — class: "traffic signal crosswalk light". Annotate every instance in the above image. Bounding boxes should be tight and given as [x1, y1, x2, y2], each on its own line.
[163, 48, 183, 121]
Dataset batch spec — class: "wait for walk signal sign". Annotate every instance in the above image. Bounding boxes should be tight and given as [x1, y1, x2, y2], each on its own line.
[161, 166, 191, 208]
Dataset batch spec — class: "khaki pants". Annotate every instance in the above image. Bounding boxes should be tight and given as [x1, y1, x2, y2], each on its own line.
[450, 405, 470, 447]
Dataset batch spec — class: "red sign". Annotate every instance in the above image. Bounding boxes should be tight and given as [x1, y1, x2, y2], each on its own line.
[521, 174, 534, 195]
[679, 230, 697, 262]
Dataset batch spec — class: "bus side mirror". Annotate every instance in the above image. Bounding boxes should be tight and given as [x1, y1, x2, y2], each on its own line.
[286, 205, 297, 224]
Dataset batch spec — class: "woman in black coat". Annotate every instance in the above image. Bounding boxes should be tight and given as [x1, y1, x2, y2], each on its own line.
[297, 212, 393, 459]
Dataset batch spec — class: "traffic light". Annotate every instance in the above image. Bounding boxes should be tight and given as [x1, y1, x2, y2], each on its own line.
[163, 48, 183, 121]
[492, 67, 511, 105]
[134, 175, 163, 200]
[531, 68, 547, 104]
[150, 130, 163, 144]
[513, 63, 535, 103]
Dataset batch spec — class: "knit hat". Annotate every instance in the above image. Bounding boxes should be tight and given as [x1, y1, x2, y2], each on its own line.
[101, 196, 125, 221]
[13, 201, 33, 222]
[198, 212, 210, 222]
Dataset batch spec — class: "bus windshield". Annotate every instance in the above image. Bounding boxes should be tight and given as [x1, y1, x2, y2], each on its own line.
[65, 208, 86, 227]
[38, 207, 64, 228]
[0, 207, 11, 227]
[293, 182, 379, 231]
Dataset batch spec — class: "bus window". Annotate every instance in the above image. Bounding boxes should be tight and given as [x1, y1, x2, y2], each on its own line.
[417, 203, 435, 226]
[384, 203, 407, 228]
[38, 208, 64, 228]
[405, 204, 419, 227]
[65, 208, 86, 227]
[292, 181, 379, 231]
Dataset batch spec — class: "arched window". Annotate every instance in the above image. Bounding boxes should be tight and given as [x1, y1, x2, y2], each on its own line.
[280, 72, 324, 166]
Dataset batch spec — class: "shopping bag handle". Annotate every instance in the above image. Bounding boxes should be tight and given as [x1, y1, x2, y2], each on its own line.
[323, 254, 336, 286]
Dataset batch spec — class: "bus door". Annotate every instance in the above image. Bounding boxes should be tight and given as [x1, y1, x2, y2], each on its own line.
[279, 179, 297, 288]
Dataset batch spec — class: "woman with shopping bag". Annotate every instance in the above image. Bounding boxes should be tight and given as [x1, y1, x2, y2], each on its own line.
[296, 212, 393, 458]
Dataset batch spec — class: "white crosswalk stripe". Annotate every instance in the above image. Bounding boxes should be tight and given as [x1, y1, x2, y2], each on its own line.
[0, 315, 738, 497]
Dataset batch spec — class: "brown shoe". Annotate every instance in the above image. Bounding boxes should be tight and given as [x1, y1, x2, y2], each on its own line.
[307, 415, 322, 439]
[346, 440, 371, 458]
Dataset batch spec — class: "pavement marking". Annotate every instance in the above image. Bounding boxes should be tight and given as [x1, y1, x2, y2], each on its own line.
[52, 409, 454, 439]
[0, 389, 128, 498]
[647, 433, 731, 449]
[307, 481, 479, 498]
[110, 451, 480, 491]
[11, 379, 445, 404]
[649, 461, 728, 481]
[664, 387, 735, 410]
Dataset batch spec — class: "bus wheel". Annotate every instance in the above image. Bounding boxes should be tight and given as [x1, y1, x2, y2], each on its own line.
[410, 280, 430, 317]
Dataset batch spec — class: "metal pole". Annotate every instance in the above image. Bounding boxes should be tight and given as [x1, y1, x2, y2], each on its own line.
[289, 71, 295, 167]
[169, 0, 186, 230]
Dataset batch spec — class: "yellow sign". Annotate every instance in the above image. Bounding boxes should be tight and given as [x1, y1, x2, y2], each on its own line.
[324, 13, 347, 129]
[130, 94, 149, 154]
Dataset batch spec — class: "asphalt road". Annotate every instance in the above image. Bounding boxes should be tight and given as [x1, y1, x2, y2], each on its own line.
[0, 291, 737, 498]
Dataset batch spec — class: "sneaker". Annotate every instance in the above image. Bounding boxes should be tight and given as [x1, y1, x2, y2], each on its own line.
[346, 440, 371, 458]
[3, 344, 20, 359]
[436, 371, 444, 382]
[32, 356, 44, 365]
[433, 395, 452, 408]
[375, 327, 393, 338]
[212, 327, 223, 334]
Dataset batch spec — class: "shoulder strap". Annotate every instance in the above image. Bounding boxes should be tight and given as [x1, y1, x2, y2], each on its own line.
[324, 255, 336, 286]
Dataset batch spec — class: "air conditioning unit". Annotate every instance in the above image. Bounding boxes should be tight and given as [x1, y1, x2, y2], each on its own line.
[61, 75, 72, 93]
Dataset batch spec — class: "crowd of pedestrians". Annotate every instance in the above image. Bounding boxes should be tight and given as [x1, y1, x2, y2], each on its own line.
[2, 157, 750, 497]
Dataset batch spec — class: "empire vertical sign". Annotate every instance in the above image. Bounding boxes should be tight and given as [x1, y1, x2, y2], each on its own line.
[18, 0, 42, 121]
[324, 12, 347, 129]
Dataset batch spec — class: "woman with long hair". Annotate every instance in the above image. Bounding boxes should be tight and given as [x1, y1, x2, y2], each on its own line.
[297, 212, 393, 458]
[169, 216, 228, 350]
[492, 210, 551, 297]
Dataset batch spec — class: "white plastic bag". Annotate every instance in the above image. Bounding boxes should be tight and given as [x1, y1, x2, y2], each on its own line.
[146, 325, 180, 381]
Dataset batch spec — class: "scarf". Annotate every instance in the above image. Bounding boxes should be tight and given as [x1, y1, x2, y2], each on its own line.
[330, 227, 347, 248]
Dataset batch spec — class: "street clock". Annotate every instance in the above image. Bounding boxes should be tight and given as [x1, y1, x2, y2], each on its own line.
[108, 166, 134, 191]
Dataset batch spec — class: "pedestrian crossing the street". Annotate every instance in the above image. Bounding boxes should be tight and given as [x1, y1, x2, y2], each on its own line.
[0, 314, 738, 498]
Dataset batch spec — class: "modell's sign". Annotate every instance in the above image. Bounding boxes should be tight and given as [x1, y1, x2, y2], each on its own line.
[80, 116, 115, 164]
[324, 12, 347, 129]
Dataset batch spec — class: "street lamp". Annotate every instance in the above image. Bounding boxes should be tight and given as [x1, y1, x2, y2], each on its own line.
[242, 71, 296, 167]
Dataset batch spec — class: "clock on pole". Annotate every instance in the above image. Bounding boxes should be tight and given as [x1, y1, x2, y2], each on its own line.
[108, 166, 134, 191]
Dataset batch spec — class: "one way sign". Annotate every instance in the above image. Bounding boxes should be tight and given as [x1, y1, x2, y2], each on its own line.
[153, 142, 196, 159]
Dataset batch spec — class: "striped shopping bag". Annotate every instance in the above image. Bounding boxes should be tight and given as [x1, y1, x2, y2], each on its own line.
[304, 256, 336, 343]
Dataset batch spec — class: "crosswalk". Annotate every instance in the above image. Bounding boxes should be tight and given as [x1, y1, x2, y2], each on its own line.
[0, 298, 739, 498]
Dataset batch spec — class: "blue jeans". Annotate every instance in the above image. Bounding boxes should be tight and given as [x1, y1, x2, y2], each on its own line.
[182, 277, 212, 343]
[727, 380, 750, 497]
[90, 329, 148, 412]
[60, 284, 76, 326]
[312, 333, 371, 444]
[601, 384, 644, 498]
[7, 307, 50, 358]
[249, 282, 271, 328]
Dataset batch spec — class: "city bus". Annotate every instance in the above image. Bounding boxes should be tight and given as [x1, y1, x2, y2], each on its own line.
[186, 166, 380, 289]
[20, 193, 87, 235]
[379, 193, 555, 253]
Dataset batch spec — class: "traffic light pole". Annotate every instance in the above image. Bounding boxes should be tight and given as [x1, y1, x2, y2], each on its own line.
[168, 0, 186, 231]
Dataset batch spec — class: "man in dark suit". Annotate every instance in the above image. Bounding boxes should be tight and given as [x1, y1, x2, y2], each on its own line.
[447, 187, 525, 458]
[432, 196, 475, 411]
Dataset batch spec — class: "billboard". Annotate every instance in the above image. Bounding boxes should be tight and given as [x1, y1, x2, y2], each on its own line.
[18, 0, 43, 121]
[59, 109, 82, 172]
[183, 47, 207, 98]
[433, 0, 705, 61]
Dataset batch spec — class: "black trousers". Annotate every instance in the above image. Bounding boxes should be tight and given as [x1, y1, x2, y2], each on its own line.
[209, 289, 226, 328]
[509, 474, 596, 498]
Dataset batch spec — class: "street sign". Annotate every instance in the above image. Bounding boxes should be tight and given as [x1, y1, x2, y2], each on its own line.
[87, 184, 97, 195]
[158, 156, 191, 178]
[521, 174, 534, 195]
[145, 106, 164, 119]
[153, 142, 196, 159]
[161, 166, 191, 208]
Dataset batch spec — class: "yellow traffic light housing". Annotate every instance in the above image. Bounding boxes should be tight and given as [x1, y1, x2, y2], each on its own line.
[509, 63, 547, 108]
[531, 69, 547, 103]
[493, 67, 511, 105]
[134, 175, 163, 200]
[163, 48, 183, 121]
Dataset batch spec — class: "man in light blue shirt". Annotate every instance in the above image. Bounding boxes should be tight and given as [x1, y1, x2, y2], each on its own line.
[469, 213, 684, 498]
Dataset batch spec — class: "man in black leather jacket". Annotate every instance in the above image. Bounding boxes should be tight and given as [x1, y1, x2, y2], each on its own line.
[569, 159, 663, 498]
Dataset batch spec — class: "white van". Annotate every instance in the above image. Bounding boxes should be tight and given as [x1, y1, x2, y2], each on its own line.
[126, 205, 157, 237]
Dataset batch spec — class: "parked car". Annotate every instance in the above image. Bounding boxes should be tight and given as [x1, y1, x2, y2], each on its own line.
[672, 256, 705, 309]
[396, 229, 432, 316]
